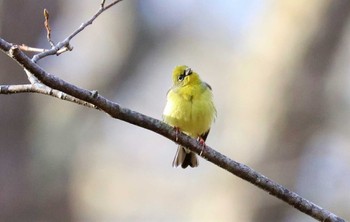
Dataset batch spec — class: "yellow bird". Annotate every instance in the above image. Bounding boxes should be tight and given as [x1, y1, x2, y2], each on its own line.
[163, 65, 216, 168]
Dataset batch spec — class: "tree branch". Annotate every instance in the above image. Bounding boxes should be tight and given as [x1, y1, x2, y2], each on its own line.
[0, 83, 98, 109]
[0, 1, 346, 221]
[0, 37, 345, 222]
[32, 0, 124, 63]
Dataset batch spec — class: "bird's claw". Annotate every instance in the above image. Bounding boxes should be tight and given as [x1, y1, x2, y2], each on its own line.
[198, 137, 206, 156]
[174, 127, 180, 142]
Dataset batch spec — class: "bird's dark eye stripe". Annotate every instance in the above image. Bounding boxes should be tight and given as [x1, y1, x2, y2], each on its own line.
[184, 68, 192, 76]
[178, 68, 192, 81]
[178, 74, 185, 81]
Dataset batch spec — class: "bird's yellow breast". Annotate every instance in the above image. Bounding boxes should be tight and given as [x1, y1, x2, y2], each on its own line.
[163, 83, 216, 137]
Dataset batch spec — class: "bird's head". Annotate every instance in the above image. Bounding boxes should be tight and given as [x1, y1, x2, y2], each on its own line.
[172, 65, 201, 87]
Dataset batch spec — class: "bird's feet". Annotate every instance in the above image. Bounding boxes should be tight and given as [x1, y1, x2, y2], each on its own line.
[197, 136, 206, 156]
[174, 127, 180, 142]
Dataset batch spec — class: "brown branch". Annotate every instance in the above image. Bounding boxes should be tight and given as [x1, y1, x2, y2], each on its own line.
[0, 37, 345, 222]
[0, 1, 345, 221]
[32, 0, 123, 63]
[18, 44, 69, 55]
[18, 1, 123, 91]
[0, 83, 98, 109]
[44, 9, 54, 47]
[19, 44, 47, 53]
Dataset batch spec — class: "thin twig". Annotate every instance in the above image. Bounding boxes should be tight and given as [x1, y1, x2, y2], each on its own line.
[20, 1, 122, 92]
[0, 1, 345, 221]
[24, 69, 40, 84]
[0, 38, 345, 222]
[0, 83, 98, 109]
[44, 9, 55, 47]
[32, 0, 124, 63]
[19, 44, 47, 53]
[101, 0, 106, 8]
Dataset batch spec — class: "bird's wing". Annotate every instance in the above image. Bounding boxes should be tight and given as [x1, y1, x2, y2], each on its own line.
[203, 82, 212, 90]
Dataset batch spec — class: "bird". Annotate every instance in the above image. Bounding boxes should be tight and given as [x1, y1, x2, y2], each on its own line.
[163, 65, 216, 168]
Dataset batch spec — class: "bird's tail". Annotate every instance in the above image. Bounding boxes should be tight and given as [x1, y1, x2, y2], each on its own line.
[172, 146, 198, 168]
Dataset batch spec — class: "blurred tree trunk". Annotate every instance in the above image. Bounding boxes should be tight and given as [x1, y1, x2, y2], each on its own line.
[0, 1, 72, 221]
[254, 1, 350, 221]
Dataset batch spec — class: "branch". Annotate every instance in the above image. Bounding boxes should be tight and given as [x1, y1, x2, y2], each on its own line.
[44, 9, 55, 47]
[0, 38, 345, 222]
[0, 1, 345, 221]
[0, 83, 98, 109]
[32, 0, 123, 63]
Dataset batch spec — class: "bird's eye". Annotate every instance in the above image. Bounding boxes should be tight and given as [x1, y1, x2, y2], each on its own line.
[178, 74, 185, 81]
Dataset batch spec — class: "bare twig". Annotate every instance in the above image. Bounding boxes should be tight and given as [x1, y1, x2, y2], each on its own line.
[32, 0, 123, 63]
[18, 44, 68, 55]
[24, 69, 40, 84]
[44, 9, 55, 47]
[16, 0, 122, 100]
[0, 1, 346, 221]
[0, 83, 98, 109]
[0, 37, 345, 222]
[101, 0, 106, 8]
[19, 44, 47, 53]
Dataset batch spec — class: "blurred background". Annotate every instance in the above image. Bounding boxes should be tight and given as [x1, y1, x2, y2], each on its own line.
[1, 0, 350, 221]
